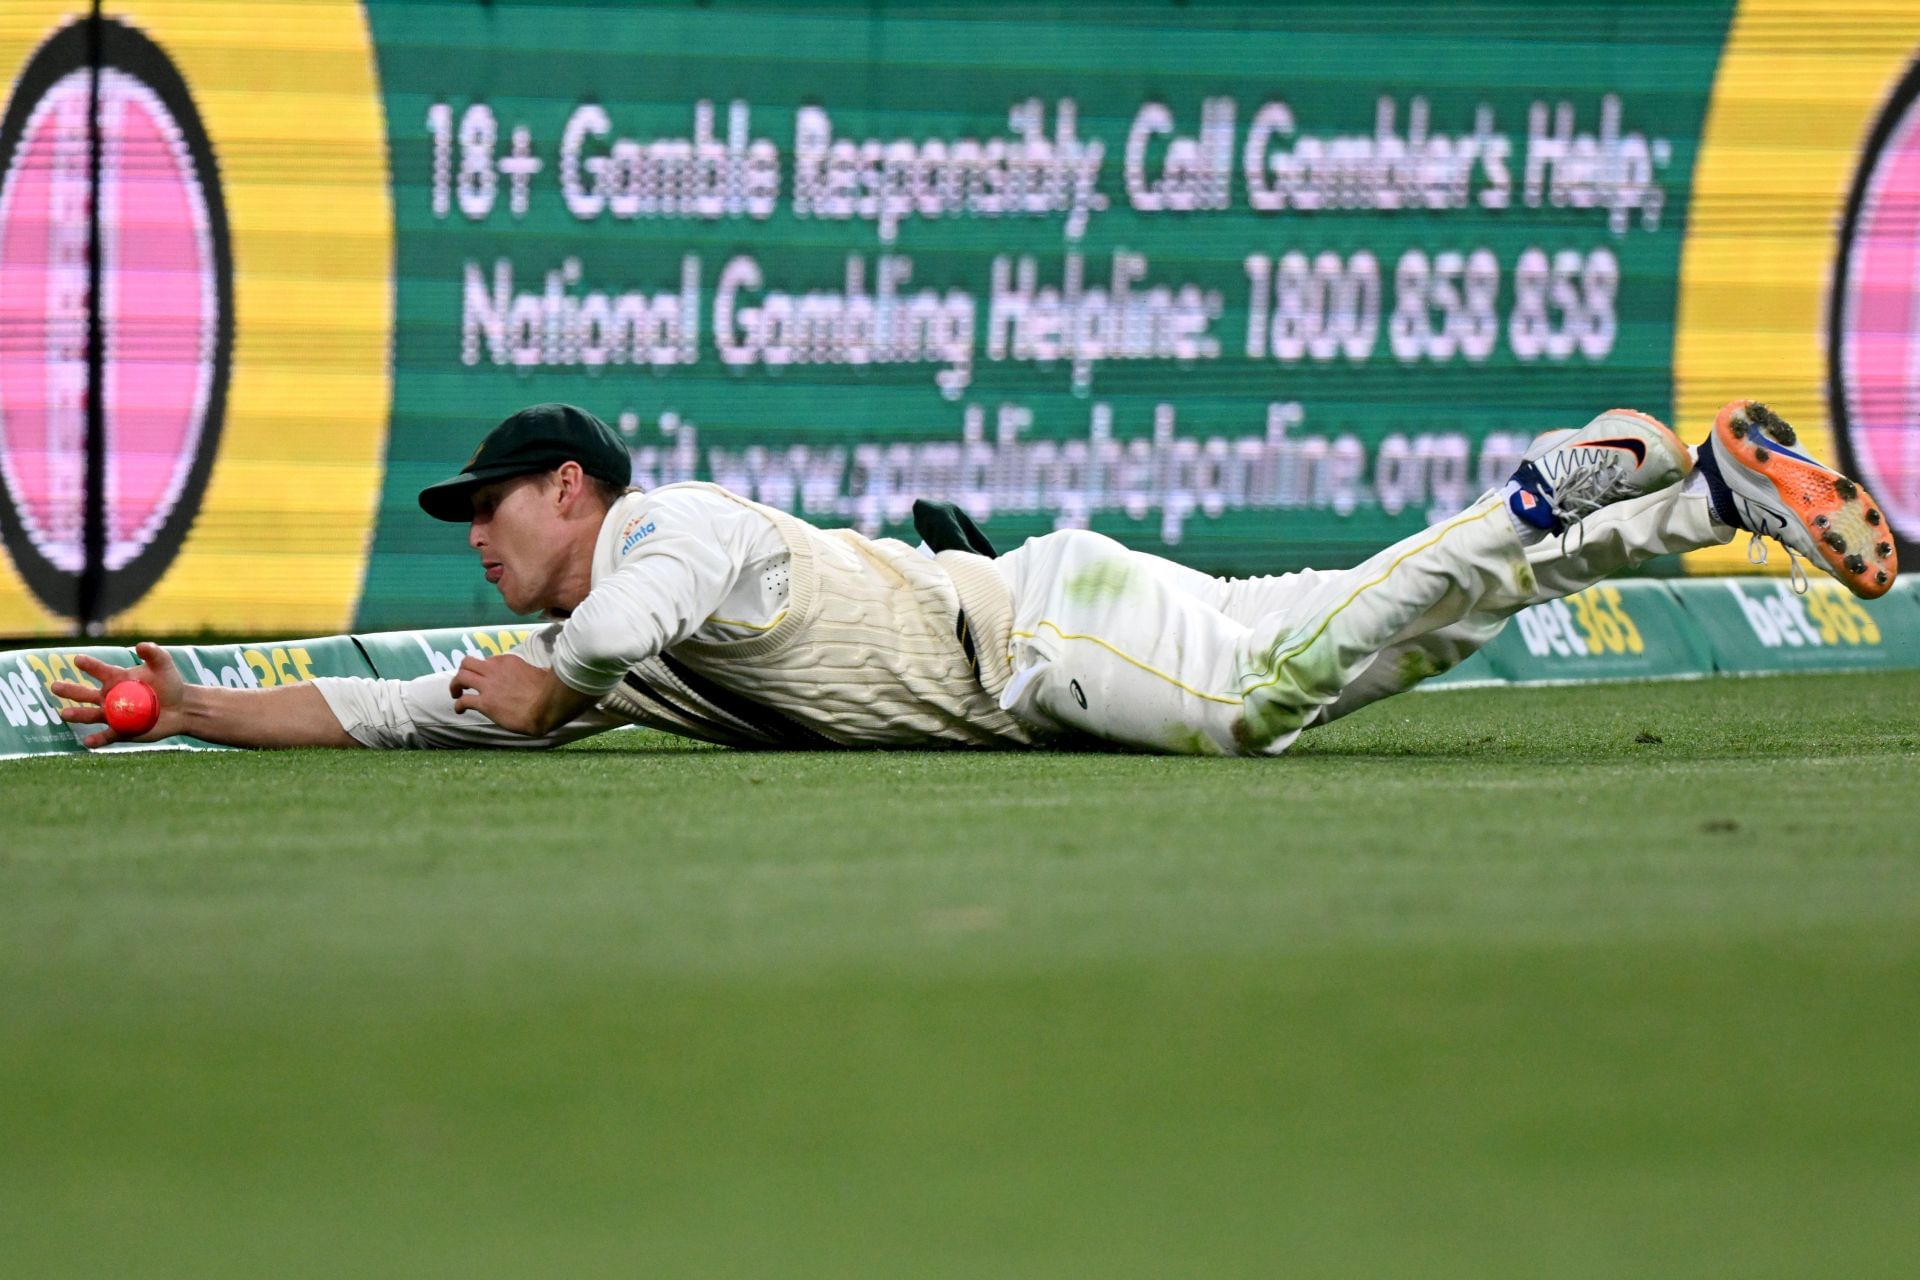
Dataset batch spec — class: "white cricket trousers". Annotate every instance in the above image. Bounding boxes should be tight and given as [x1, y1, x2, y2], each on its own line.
[994, 484, 1730, 756]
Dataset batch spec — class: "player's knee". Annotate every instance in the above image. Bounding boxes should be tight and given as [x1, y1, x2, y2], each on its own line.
[1235, 643, 1346, 750]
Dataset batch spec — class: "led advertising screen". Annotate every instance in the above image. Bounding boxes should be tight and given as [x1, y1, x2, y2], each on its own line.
[1, 0, 1915, 635]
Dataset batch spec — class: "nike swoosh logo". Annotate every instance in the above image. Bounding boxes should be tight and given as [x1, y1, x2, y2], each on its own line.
[1536, 437, 1653, 487]
[1585, 437, 1649, 465]
[1737, 495, 1788, 534]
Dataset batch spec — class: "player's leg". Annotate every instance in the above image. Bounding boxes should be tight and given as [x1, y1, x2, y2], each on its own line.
[1309, 475, 1732, 724]
[998, 494, 1590, 755]
[992, 424, 1676, 754]
[1228, 409, 1699, 750]
[996, 410, 1695, 754]
[994, 401, 1892, 756]
[1306, 400, 1901, 726]
[1156, 413, 1722, 721]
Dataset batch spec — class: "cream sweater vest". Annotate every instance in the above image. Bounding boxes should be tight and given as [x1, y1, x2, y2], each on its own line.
[600, 484, 1030, 749]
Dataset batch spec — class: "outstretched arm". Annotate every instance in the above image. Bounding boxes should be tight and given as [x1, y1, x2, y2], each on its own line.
[52, 643, 359, 749]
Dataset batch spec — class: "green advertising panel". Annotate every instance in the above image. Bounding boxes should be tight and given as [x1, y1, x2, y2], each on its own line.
[161, 636, 378, 750]
[352, 625, 542, 681]
[0, 643, 136, 758]
[1672, 578, 1920, 675]
[0, 636, 377, 760]
[1479, 580, 1714, 684]
[5, 590, 1918, 760]
[166, 637, 376, 693]
[355, 0, 1738, 628]
[11, 0, 1920, 639]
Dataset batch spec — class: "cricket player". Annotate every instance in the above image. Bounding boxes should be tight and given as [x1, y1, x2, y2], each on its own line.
[54, 400, 1897, 757]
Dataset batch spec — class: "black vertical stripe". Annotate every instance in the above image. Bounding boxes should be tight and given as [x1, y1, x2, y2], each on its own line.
[621, 670, 768, 747]
[655, 654, 839, 750]
[79, 1, 105, 633]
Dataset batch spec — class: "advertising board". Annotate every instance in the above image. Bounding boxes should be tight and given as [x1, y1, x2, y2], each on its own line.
[1, 1, 1915, 636]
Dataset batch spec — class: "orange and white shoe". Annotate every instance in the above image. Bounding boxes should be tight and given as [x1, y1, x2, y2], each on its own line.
[1694, 400, 1898, 599]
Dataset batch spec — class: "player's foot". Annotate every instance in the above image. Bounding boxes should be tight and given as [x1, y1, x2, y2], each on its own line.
[1503, 409, 1692, 538]
[1693, 400, 1897, 598]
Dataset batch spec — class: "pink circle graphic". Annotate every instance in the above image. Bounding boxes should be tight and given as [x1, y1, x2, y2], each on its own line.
[1835, 61, 1920, 544]
[0, 18, 230, 616]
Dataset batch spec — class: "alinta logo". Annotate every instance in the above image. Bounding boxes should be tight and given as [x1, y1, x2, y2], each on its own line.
[0, 16, 232, 617]
[1831, 52, 1920, 558]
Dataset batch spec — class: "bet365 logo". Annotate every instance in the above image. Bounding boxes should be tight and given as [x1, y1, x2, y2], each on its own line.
[408, 628, 537, 674]
[1729, 580, 1882, 649]
[1515, 585, 1645, 658]
[0, 17, 232, 616]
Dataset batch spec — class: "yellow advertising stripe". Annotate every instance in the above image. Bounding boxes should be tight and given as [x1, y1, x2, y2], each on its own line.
[1674, 0, 1919, 578]
[109, 0, 392, 635]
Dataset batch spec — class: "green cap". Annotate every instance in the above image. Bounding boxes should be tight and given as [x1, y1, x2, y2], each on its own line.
[418, 403, 632, 522]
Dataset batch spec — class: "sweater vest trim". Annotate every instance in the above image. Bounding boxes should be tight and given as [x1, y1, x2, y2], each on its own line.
[936, 549, 1014, 702]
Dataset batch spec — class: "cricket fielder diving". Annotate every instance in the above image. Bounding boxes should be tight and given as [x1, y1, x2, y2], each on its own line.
[54, 400, 1899, 757]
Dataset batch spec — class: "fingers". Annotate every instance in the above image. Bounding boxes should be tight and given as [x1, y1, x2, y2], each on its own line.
[55, 679, 125, 747]
[134, 641, 177, 676]
[57, 707, 120, 748]
[51, 678, 105, 705]
[449, 655, 490, 709]
[52, 654, 132, 748]
[64, 707, 125, 747]
[71, 653, 128, 688]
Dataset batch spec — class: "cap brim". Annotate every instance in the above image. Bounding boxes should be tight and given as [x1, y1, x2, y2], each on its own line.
[417, 464, 532, 522]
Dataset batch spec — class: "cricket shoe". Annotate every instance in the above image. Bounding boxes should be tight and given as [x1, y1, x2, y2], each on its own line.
[1504, 409, 1692, 538]
[1693, 399, 1898, 598]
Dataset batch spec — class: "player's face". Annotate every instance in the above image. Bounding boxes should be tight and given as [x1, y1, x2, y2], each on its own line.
[467, 474, 568, 613]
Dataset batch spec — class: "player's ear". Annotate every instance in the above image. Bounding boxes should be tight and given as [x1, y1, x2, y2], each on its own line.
[552, 460, 588, 512]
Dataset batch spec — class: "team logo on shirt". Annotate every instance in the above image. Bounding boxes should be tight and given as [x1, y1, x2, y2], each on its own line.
[620, 516, 657, 556]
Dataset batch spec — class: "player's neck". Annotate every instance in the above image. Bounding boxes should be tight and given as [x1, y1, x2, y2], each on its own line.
[548, 504, 609, 612]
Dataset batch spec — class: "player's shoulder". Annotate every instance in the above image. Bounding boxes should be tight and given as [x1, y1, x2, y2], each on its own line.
[651, 479, 749, 504]
[634, 481, 760, 523]
[603, 482, 772, 557]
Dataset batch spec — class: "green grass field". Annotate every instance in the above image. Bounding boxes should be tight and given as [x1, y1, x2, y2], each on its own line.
[4, 671, 1918, 1279]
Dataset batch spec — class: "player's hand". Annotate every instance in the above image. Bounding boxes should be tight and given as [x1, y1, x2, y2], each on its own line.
[448, 653, 593, 737]
[50, 642, 188, 748]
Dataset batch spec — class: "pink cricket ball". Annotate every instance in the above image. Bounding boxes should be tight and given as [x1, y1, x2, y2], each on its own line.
[102, 679, 160, 735]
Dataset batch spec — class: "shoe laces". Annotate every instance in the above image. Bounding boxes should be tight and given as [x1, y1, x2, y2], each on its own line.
[1743, 532, 1810, 594]
[1548, 456, 1630, 553]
